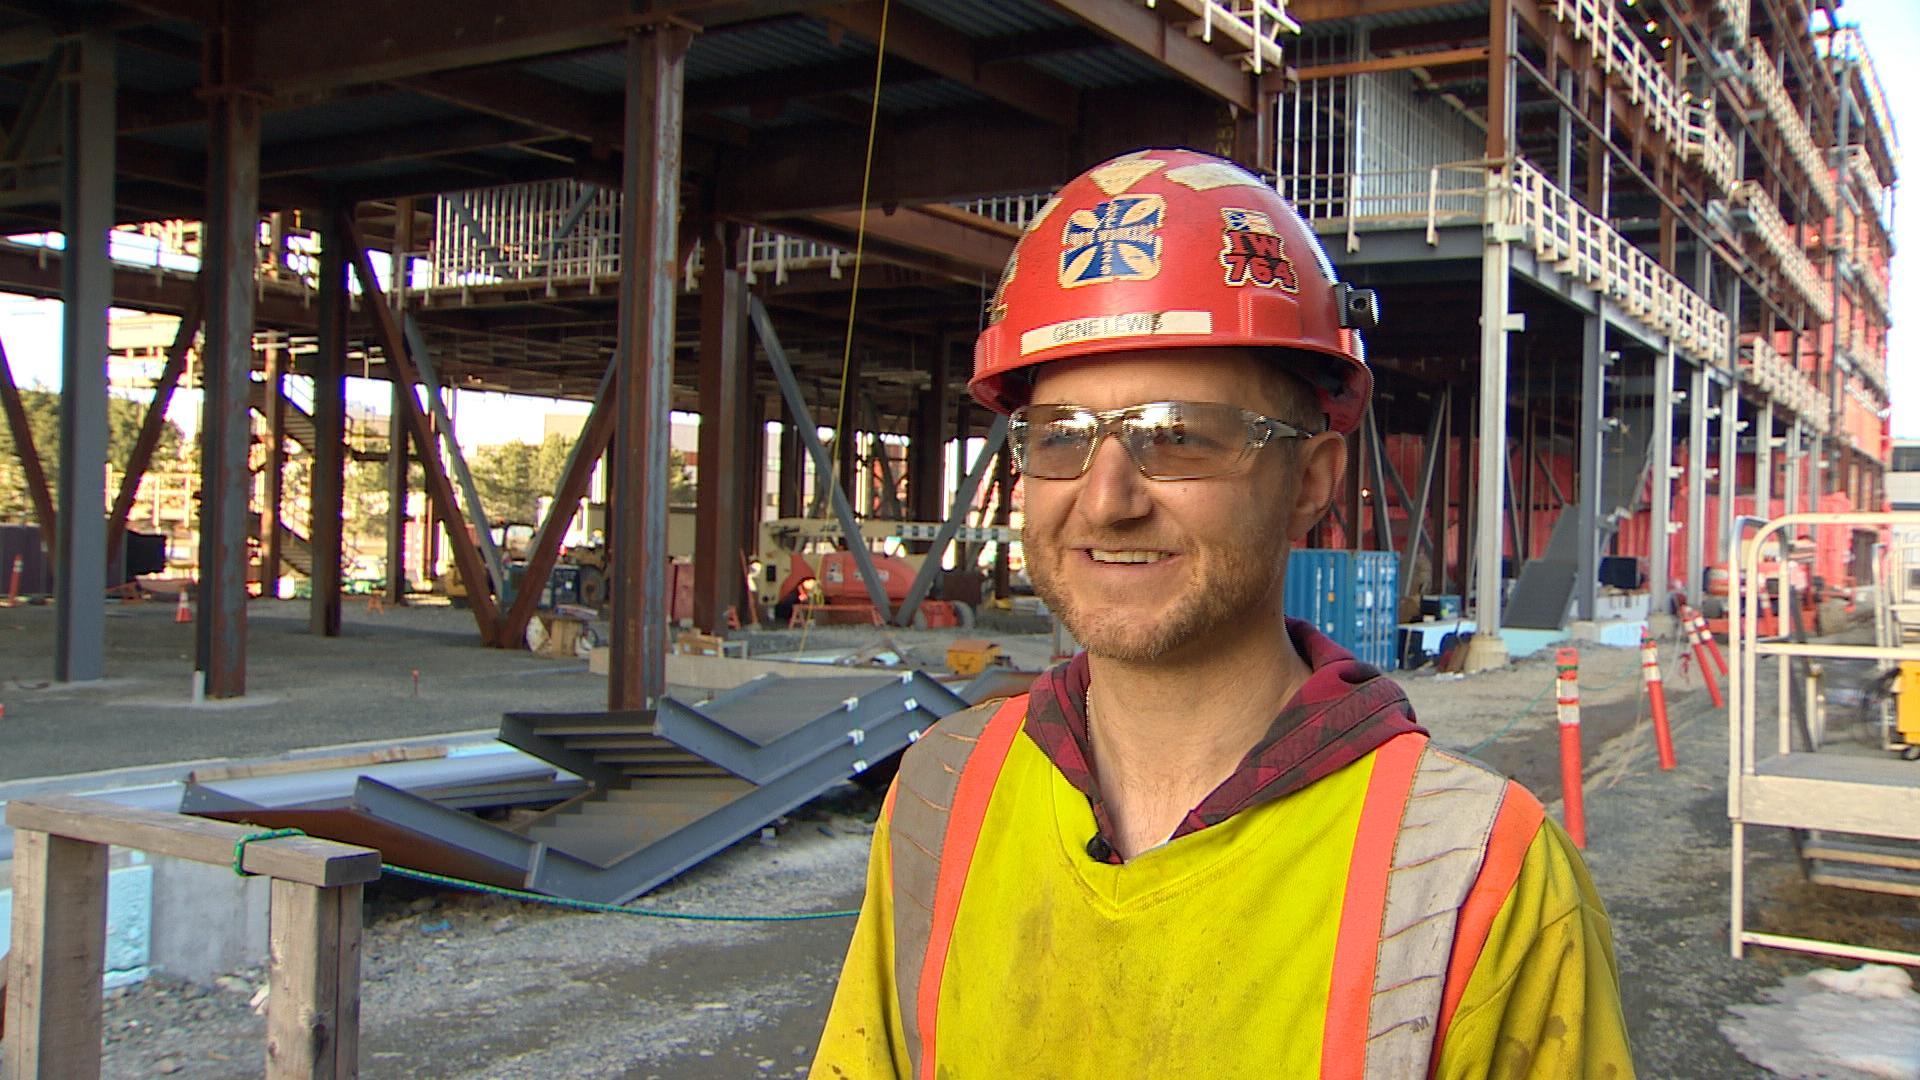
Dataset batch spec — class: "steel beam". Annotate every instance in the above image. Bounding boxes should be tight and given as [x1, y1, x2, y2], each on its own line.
[819, 2, 1079, 127]
[1029, 0, 1252, 109]
[694, 224, 747, 633]
[1399, 390, 1446, 603]
[1575, 311, 1603, 620]
[893, 415, 1008, 628]
[495, 363, 616, 650]
[0, 335, 55, 555]
[309, 213, 348, 637]
[343, 217, 502, 643]
[196, 79, 259, 697]
[262, 334, 286, 594]
[748, 295, 895, 622]
[1686, 361, 1708, 607]
[384, 377, 409, 605]
[609, 25, 693, 711]
[107, 298, 200, 568]
[402, 313, 507, 592]
[1648, 343, 1676, 609]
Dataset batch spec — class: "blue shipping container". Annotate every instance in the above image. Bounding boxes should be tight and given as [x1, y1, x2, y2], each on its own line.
[1283, 549, 1400, 671]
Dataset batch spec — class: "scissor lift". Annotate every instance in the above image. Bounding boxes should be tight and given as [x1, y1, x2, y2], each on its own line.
[1728, 511, 1920, 966]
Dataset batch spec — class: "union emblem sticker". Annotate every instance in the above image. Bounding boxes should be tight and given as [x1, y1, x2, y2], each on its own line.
[1059, 195, 1165, 289]
[985, 253, 1017, 325]
[1218, 208, 1299, 291]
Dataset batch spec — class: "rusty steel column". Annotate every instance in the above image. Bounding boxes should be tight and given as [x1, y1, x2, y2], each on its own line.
[778, 397, 804, 519]
[309, 213, 349, 637]
[384, 376, 409, 604]
[262, 333, 286, 597]
[196, 75, 261, 697]
[54, 31, 113, 681]
[610, 23, 691, 711]
[693, 221, 746, 632]
[907, 339, 952, 529]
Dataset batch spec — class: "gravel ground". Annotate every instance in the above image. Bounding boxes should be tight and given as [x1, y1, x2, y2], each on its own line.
[5, 612, 1914, 1077]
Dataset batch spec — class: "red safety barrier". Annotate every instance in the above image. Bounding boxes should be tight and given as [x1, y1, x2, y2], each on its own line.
[1640, 628, 1676, 770]
[1680, 606, 1725, 708]
[1690, 608, 1728, 678]
[1555, 647, 1587, 849]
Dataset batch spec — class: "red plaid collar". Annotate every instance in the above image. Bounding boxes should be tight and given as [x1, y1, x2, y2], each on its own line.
[1023, 618, 1425, 863]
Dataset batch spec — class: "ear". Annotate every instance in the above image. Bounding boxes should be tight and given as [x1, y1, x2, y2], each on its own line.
[1286, 432, 1346, 542]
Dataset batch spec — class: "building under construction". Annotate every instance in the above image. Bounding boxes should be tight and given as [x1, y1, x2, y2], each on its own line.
[0, 0, 1898, 700]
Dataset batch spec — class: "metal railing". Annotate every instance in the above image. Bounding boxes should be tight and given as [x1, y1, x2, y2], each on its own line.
[1550, 0, 1681, 142]
[1740, 334, 1828, 433]
[1683, 100, 1739, 196]
[1731, 181, 1832, 320]
[1153, 0, 1297, 73]
[1711, 0, 1751, 46]
[1747, 44, 1839, 214]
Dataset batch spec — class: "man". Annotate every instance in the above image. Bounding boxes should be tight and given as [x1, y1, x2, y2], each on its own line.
[811, 149, 1630, 1079]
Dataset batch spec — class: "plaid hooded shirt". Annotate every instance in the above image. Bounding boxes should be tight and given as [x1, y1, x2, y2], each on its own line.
[1022, 617, 1426, 863]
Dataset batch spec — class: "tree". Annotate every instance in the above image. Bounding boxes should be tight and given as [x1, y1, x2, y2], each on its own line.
[0, 385, 187, 523]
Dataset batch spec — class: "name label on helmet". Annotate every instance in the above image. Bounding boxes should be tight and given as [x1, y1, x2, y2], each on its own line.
[1018, 310, 1213, 356]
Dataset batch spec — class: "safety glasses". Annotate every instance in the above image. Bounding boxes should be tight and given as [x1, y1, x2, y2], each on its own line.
[1009, 401, 1317, 481]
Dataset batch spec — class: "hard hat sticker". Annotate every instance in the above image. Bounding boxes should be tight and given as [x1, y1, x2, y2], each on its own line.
[1060, 195, 1165, 288]
[1017, 310, 1213, 356]
[1219, 208, 1299, 291]
[1166, 161, 1268, 191]
[1088, 156, 1167, 195]
[985, 253, 1017, 326]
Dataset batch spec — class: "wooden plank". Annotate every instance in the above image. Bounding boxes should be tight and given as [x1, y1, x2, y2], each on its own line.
[1803, 837, 1920, 872]
[5, 796, 382, 888]
[187, 744, 448, 784]
[4, 830, 107, 1080]
[265, 880, 363, 1079]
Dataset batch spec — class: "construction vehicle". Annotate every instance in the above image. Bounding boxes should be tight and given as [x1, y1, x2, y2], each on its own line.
[755, 517, 1017, 628]
[1870, 527, 1920, 759]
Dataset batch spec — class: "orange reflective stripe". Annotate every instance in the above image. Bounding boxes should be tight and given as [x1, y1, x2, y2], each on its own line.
[1428, 780, 1544, 1067]
[1321, 732, 1427, 1080]
[914, 697, 1025, 1080]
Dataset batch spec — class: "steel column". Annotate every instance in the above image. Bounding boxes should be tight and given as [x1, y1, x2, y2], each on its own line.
[0, 336, 55, 556]
[907, 340, 951, 528]
[1755, 398, 1774, 516]
[1686, 361, 1708, 606]
[777, 400, 804, 519]
[1468, 226, 1512, 663]
[195, 76, 259, 697]
[610, 25, 692, 711]
[402, 314, 506, 591]
[1575, 311, 1603, 620]
[992, 441, 1013, 600]
[1783, 420, 1802, 524]
[309, 214, 349, 637]
[54, 31, 113, 682]
[384, 376, 408, 604]
[893, 414, 1009, 628]
[107, 299, 201, 567]
[1399, 390, 1445, 603]
[1648, 343, 1676, 608]
[694, 223, 746, 632]
[262, 334, 286, 596]
[1718, 376, 1738, 575]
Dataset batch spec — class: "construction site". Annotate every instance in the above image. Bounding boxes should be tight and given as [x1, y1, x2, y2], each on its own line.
[0, 0, 1916, 1076]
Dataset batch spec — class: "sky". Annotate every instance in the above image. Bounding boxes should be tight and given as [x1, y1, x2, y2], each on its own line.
[1, 4, 1915, 441]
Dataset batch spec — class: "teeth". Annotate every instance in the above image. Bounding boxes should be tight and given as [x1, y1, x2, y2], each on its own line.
[1089, 550, 1168, 564]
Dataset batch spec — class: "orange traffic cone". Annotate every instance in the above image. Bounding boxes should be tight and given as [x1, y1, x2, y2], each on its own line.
[175, 586, 192, 624]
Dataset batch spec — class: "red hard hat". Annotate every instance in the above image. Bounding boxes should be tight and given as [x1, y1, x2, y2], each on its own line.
[971, 148, 1377, 433]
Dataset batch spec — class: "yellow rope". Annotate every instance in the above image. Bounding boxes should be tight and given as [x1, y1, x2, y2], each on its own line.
[828, 0, 891, 518]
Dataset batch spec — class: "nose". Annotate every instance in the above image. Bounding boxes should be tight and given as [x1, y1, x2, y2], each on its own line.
[1074, 431, 1153, 528]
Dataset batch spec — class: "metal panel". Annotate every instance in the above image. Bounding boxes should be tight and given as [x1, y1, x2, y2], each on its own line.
[1284, 549, 1399, 669]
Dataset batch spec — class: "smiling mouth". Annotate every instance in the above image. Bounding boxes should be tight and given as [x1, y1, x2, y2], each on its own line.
[1086, 549, 1172, 564]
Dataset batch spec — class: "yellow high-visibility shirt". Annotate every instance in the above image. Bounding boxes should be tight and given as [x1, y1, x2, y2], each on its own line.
[810, 732, 1632, 1079]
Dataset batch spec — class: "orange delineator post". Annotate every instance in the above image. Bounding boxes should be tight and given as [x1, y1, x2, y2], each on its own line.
[1555, 647, 1587, 849]
[1690, 608, 1728, 677]
[1640, 628, 1676, 770]
[5, 553, 20, 603]
[174, 584, 192, 624]
[1681, 606, 1725, 708]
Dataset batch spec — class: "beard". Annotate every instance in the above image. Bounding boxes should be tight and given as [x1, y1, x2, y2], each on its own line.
[1026, 521, 1289, 664]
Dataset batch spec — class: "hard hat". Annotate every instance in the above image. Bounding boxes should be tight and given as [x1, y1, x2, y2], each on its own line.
[971, 148, 1377, 433]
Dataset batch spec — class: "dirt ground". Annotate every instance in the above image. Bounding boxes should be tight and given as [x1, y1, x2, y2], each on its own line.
[5, 609, 1916, 1077]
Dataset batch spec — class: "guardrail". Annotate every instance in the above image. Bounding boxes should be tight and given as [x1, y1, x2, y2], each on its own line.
[2, 795, 380, 1078]
[1731, 181, 1832, 320]
[1747, 44, 1838, 214]
[1739, 334, 1829, 434]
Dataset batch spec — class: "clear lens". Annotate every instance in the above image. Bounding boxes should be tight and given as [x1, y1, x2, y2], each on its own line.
[1012, 402, 1269, 480]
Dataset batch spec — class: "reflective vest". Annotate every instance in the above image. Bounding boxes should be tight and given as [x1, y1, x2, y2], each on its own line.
[881, 694, 1545, 1080]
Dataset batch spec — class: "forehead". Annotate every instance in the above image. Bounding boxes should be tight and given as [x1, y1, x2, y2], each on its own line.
[1029, 348, 1277, 411]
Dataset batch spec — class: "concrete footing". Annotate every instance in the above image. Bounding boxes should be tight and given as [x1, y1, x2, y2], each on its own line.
[1461, 632, 1511, 671]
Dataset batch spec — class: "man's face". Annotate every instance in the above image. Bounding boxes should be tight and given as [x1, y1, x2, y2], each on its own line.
[1020, 348, 1345, 663]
